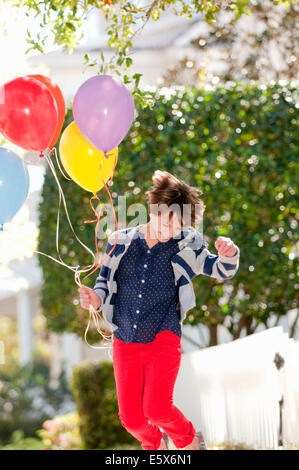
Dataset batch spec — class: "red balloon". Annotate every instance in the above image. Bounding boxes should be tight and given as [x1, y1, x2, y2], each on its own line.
[0, 76, 58, 152]
[28, 74, 65, 149]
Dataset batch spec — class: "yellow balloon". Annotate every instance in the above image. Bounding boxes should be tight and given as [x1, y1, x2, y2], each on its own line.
[59, 121, 118, 194]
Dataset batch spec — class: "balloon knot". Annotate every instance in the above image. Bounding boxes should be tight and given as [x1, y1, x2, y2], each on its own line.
[49, 150, 54, 155]
[39, 152, 44, 158]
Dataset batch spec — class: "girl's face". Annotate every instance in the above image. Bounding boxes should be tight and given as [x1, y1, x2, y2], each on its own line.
[149, 210, 183, 241]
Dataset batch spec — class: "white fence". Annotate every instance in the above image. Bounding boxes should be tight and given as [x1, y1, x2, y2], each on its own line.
[174, 326, 299, 449]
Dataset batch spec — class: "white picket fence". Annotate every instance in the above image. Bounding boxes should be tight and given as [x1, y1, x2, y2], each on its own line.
[174, 326, 299, 449]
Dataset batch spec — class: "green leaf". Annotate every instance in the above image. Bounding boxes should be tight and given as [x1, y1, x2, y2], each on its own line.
[66, 22, 76, 32]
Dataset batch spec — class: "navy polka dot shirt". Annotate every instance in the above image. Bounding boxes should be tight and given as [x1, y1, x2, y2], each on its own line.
[112, 229, 184, 344]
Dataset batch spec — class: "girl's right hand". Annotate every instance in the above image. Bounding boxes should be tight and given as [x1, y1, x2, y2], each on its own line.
[78, 286, 102, 311]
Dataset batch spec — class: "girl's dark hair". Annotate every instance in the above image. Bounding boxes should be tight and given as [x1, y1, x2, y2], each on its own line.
[145, 170, 206, 227]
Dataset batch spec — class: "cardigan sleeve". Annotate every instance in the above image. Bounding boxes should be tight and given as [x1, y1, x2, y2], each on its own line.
[194, 242, 240, 281]
[93, 231, 117, 311]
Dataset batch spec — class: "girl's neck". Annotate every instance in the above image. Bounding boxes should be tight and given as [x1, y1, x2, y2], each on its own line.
[139, 222, 156, 238]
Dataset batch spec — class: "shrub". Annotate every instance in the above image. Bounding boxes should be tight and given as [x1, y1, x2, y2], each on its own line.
[0, 359, 74, 445]
[72, 361, 140, 450]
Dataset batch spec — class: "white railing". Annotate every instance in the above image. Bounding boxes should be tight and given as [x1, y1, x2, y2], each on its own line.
[174, 326, 299, 449]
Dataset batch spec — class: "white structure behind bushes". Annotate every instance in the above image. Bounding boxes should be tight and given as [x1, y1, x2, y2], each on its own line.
[174, 326, 299, 449]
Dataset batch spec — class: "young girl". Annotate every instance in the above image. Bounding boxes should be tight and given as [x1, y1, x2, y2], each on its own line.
[79, 170, 240, 450]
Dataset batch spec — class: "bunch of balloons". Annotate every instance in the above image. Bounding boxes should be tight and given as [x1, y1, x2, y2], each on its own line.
[60, 74, 135, 194]
[0, 73, 135, 228]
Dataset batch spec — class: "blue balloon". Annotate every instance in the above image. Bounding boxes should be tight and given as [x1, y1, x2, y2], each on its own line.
[0, 147, 30, 230]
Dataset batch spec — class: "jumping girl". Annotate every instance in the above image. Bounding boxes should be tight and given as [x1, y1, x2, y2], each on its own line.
[79, 170, 240, 450]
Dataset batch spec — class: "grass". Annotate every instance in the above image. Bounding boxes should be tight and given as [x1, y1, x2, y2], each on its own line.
[0, 437, 44, 450]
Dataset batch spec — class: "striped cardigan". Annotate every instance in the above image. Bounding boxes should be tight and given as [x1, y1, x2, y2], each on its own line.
[93, 224, 240, 333]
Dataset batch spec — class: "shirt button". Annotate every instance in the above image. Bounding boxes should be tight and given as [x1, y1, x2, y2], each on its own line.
[138, 294, 142, 298]
[133, 324, 137, 328]
[147, 250, 150, 253]
[144, 264, 147, 268]
[136, 309, 140, 313]
[141, 279, 145, 283]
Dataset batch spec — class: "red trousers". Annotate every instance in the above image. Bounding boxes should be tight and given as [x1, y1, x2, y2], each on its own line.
[112, 330, 196, 450]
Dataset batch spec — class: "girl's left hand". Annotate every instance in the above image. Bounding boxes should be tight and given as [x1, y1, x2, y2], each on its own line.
[215, 236, 238, 257]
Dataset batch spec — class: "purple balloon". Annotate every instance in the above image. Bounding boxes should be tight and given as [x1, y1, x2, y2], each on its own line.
[73, 75, 135, 154]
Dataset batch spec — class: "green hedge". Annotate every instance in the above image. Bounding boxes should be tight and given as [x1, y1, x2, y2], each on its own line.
[38, 81, 298, 344]
[71, 360, 140, 450]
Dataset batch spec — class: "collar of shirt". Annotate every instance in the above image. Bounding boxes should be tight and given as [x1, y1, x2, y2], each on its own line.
[137, 228, 184, 253]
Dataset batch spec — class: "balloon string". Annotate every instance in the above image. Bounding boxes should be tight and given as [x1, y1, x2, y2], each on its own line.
[43, 149, 97, 272]
[82, 194, 102, 279]
[83, 148, 119, 277]
[35, 149, 113, 350]
[52, 146, 72, 181]
[108, 150, 118, 185]
[33, 150, 94, 274]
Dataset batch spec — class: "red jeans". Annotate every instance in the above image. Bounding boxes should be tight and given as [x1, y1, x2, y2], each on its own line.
[112, 330, 196, 450]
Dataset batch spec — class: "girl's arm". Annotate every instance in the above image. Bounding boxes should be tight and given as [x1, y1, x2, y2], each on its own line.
[193, 235, 240, 281]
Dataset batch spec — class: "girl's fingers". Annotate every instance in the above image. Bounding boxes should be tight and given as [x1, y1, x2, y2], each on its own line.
[215, 237, 236, 256]
[79, 286, 89, 293]
[222, 246, 236, 256]
[80, 293, 90, 300]
[217, 238, 232, 249]
[216, 239, 225, 250]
